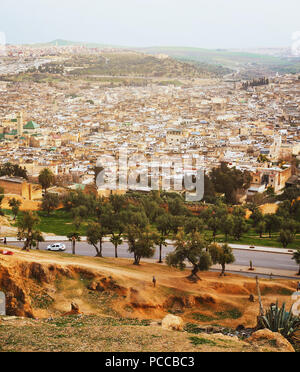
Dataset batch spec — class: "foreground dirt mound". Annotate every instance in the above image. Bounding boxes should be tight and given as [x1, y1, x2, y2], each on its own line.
[0, 256, 127, 318]
[0, 248, 297, 330]
[248, 329, 295, 352]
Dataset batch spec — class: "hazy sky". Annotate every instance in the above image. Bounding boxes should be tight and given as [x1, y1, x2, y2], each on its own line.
[1, 0, 299, 48]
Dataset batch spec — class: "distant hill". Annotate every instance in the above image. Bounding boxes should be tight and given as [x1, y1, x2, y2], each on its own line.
[136, 46, 284, 66]
[136, 46, 300, 75]
[66, 51, 231, 79]
[22, 40, 300, 76]
[27, 39, 123, 49]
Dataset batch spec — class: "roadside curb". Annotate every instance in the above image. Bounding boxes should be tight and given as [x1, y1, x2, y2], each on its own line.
[230, 247, 295, 256]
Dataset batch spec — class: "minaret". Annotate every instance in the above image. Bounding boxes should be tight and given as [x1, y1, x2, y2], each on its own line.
[17, 112, 23, 137]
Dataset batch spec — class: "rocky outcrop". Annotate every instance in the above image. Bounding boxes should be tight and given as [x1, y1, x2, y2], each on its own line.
[0, 265, 34, 318]
[247, 329, 295, 352]
[0, 260, 94, 318]
[162, 314, 184, 331]
[63, 302, 81, 316]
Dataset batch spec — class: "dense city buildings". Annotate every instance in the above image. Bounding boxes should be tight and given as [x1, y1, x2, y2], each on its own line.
[0, 46, 299, 201]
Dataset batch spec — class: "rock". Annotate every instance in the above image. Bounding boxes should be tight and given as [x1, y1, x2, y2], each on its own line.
[161, 314, 184, 331]
[247, 329, 295, 352]
[71, 302, 80, 313]
[63, 302, 81, 316]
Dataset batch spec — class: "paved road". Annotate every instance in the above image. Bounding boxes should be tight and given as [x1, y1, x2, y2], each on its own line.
[11, 240, 299, 273]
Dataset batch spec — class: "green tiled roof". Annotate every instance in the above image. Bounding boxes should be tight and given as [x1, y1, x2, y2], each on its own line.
[23, 121, 40, 129]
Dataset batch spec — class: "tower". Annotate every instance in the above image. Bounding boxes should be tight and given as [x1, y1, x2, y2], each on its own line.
[17, 112, 23, 137]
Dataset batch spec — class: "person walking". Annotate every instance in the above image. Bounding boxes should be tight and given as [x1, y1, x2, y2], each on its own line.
[297, 281, 300, 292]
[3, 237, 7, 245]
[152, 276, 157, 288]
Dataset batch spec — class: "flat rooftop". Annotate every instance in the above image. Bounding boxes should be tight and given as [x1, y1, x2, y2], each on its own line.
[0, 176, 26, 184]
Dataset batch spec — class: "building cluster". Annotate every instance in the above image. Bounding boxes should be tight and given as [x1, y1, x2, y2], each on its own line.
[0, 54, 299, 201]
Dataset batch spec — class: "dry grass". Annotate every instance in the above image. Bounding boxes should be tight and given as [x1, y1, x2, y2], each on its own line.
[0, 315, 276, 352]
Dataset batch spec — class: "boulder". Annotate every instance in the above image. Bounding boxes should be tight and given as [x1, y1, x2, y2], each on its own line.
[162, 314, 184, 331]
[248, 329, 295, 352]
[63, 302, 81, 316]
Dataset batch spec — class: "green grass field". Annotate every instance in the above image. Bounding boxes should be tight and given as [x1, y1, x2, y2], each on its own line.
[5, 209, 90, 237]
[224, 234, 300, 249]
[36, 210, 92, 236]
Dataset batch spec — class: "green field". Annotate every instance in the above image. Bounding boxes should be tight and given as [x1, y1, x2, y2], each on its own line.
[6, 209, 90, 237]
[216, 231, 300, 249]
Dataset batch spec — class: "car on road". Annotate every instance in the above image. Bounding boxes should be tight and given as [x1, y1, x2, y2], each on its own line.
[47, 243, 66, 252]
[249, 245, 255, 249]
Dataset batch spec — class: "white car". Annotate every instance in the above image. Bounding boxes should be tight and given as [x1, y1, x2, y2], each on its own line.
[47, 243, 66, 252]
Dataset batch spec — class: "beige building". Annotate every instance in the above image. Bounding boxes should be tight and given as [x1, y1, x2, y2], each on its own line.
[0, 176, 42, 200]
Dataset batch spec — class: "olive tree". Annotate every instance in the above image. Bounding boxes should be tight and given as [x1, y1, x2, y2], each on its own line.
[166, 229, 212, 282]
[209, 243, 235, 276]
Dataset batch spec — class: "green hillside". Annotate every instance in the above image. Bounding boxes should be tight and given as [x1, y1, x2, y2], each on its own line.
[66, 52, 229, 78]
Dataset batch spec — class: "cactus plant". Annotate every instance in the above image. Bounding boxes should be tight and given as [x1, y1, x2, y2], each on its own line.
[261, 301, 300, 339]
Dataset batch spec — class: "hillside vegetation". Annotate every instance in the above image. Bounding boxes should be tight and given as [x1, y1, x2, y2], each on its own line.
[66, 52, 228, 79]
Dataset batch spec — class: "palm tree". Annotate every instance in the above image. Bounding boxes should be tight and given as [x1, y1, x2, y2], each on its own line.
[32, 231, 45, 250]
[68, 232, 81, 255]
[156, 236, 167, 264]
[67, 216, 82, 255]
[110, 235, 123, 258]
[156, 213, 171, 263]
